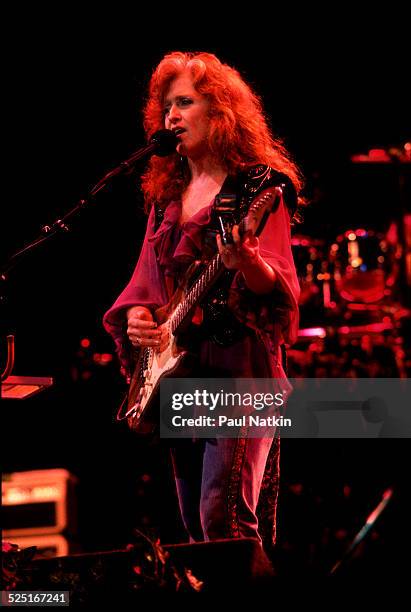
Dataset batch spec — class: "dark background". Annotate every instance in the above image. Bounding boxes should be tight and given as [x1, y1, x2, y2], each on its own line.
[2, 13, 410, 574]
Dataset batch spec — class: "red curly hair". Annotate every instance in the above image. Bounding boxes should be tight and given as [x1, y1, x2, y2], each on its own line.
[141, 51, 303, 211]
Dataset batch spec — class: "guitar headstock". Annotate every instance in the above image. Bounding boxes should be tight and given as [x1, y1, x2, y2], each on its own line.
[242, 184, 284, 238]
[215, 185, 284, 245]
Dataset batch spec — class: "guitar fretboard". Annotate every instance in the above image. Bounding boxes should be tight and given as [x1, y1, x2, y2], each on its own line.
[171, 252, 224, 335]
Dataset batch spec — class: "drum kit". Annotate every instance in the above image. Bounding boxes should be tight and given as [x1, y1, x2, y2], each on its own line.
[289, 225, 409, 377]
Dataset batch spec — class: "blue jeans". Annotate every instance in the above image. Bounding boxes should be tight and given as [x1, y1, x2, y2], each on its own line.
[170, 436, 278, 543]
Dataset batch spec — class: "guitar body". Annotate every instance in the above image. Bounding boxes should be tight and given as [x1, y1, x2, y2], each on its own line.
[125, 262, 201, 433]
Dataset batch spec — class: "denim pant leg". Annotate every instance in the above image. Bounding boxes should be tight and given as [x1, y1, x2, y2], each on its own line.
[200, 436, 275, 542]
[170, 439, 205, 542]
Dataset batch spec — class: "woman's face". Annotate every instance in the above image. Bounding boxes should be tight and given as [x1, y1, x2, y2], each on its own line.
[163, 72, 211, 160]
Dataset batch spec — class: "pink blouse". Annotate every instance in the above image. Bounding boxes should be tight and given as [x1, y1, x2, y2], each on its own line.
[103, 195, 300, 379]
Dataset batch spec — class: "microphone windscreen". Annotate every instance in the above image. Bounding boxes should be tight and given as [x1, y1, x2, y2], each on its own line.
[150, 129, 178, 156]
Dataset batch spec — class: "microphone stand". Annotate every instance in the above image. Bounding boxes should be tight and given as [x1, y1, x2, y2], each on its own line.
[0, 140, 159, 284]
[0, 139, 160, 398]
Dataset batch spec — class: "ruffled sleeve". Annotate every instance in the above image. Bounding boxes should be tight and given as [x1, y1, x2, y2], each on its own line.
[103, 205, 171, 374]
[229, 195, 300, 349]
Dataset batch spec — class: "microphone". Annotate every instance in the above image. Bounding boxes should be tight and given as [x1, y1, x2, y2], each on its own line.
[149, 129, 179, 157]
[122, 129, 178, 167]
[90, 129, 178, 196]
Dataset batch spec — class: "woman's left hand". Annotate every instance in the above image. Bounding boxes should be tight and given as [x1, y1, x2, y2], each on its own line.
[216, 224, 260, 271]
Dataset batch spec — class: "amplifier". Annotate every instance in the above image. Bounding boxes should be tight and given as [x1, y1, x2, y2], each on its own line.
[2, 469, 77, 537]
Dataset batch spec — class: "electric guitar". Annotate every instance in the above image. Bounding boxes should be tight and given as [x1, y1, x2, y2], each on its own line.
[123, 185, 284, 432]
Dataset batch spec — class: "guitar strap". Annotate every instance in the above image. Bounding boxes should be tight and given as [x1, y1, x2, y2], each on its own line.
[203, 164, 297, 259]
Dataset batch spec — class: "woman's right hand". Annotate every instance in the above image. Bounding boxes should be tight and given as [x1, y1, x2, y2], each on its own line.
[126, 306, 161, 348]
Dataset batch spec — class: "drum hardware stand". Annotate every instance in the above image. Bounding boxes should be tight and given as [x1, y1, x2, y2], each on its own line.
[329, 487, 394, 575]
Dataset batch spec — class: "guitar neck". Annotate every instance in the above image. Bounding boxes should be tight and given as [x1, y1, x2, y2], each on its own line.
[171, 252, 225, 335]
